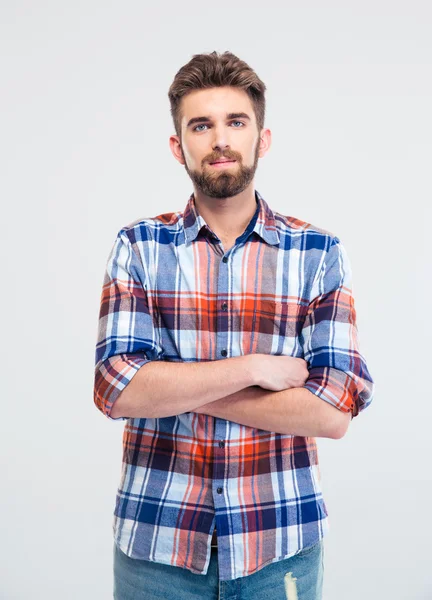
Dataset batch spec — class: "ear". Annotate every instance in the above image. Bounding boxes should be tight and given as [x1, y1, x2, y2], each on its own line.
[169, 135, 185, 165]
[258, 128, 271, 158]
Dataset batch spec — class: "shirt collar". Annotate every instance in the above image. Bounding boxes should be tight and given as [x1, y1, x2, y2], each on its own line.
[183, 189, 280, 247]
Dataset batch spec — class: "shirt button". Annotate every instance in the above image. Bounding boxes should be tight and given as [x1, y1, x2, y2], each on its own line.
[222, 256, 228, 263]
[219, 440, 225, 448]
[221, 349, 227, 357]
[221, 302, 228, 311]
[217, 487, 223, 494]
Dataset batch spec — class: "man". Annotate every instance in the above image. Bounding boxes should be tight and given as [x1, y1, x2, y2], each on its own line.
[94, 51, 374, 600]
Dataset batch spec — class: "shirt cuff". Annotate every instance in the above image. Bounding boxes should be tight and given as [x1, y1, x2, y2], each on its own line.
[94, 353, 151, 421]
[303, 366, 360, 418]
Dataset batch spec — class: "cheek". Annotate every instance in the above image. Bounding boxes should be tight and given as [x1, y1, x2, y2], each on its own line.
[243, 137, 259, 162]
[183, 145, 204, 169]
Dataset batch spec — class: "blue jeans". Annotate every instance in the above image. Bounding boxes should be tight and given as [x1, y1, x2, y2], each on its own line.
[113, 539, 324, 599]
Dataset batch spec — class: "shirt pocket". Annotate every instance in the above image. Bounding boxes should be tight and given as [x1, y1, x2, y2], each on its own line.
[241, 299, 307, 356]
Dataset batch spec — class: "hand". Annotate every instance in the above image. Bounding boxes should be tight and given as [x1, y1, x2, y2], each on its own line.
[249, 354, 309, 392]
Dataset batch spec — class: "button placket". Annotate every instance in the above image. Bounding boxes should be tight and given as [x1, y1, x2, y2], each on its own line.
[213, 251, 231, 514]
[217, 253, 230, 361]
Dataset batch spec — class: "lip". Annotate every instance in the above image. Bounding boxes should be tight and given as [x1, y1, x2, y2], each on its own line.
[209, 160, 236, 166]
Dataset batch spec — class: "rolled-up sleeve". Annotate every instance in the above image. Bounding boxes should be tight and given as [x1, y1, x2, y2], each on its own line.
[93, 230, 162, 420]
[301, 236, 375, 418]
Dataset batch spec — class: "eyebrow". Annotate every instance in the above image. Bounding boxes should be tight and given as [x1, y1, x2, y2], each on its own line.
[186, 112, 251, 129]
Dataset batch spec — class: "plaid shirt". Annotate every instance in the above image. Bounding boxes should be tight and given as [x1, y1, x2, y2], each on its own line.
[94, 189, 374, 581]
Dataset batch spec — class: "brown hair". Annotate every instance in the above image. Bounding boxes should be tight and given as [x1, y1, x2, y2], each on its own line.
[168, 51, 266, 140]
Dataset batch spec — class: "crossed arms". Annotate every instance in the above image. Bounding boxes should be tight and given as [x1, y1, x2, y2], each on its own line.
[109, 354, 352, 439]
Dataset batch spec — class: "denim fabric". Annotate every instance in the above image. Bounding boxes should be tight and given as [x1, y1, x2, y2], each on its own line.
[113, 538, 324, 599]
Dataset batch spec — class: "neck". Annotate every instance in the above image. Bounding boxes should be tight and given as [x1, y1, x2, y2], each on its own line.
[192, 183, 257, 242]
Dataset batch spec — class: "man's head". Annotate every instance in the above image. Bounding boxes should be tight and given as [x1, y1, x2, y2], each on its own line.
[168, 51, 271, 199]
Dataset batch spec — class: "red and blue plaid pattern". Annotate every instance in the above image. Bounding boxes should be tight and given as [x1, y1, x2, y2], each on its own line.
[94, 190, 374, 581]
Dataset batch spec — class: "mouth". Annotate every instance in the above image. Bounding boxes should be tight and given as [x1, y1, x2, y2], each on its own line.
[209, 160, 237, 167]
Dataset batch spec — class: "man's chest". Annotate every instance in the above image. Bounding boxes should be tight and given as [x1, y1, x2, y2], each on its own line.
[141, 238, 319, 360]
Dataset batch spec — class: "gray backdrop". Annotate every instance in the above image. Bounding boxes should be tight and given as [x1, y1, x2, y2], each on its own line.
[1, 1, 431, 598]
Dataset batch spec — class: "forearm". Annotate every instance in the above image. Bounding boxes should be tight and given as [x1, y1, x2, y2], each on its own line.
[110, 356, 256, 419]
[195, 386, 351, 438]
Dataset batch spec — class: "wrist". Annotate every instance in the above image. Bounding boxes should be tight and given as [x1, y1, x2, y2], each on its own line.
[241, 354, 261, 387]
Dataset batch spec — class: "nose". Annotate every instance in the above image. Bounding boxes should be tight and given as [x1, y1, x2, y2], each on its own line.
[211, 124, 230, 153]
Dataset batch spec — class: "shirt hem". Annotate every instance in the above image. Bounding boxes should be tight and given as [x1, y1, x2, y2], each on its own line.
[113, 520, 330, 582]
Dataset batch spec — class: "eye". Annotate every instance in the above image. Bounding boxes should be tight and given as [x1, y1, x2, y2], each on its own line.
[193, 121, 245, 132]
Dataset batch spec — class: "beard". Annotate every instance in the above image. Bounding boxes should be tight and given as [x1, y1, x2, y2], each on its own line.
[182, 140, 260, 199]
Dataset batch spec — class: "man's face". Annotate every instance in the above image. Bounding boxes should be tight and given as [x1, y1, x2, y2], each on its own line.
[173, 86, 266, 199]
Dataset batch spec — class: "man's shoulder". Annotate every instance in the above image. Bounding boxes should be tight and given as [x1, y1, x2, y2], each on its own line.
[273, 210, 337, 241]
[124, 210, 183, 229]
[118, 209, 184, 238]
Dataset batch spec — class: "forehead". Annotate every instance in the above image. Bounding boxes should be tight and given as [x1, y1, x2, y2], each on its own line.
[180, 86, 255, 126]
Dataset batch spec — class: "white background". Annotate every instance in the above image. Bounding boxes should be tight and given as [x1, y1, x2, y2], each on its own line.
[1, 1, 431, 598]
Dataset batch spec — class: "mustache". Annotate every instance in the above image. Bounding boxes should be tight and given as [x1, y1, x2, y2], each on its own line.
[205, 152, 240, 164]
